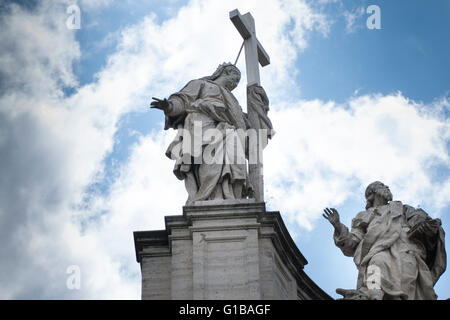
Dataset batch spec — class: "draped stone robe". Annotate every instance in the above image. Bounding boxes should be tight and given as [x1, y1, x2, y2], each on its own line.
[163, 78, 251, 203]
[334, 201, 446, 300]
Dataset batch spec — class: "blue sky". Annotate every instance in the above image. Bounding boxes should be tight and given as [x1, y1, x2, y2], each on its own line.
[0, 0, 449, 299]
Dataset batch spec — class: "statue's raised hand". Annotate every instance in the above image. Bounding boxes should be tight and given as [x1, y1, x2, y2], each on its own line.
[150, 97, 170, 112]
[323, 208, 340, 228]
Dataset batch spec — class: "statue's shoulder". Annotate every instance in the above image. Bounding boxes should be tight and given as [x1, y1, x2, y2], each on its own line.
[401, 202, 430, 222]
[192, 78, 208, 84]
[177, 78, 206, 93]
[351, 209, 373, 228]
[402, 203, 416, 214]
[186, 78, 206, 87]
[191, 78, 218, 86]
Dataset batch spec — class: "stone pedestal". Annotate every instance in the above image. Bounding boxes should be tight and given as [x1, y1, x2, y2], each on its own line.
[133, 202, 331, 300]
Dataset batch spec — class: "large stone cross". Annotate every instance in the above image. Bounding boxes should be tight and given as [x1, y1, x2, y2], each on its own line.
[230, 9, 270, 202]
[229, 9, 270, 85]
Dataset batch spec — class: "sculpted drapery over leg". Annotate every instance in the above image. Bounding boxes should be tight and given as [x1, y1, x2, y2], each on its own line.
[323, 181, 446, 300]
[151, 63, 272, 204]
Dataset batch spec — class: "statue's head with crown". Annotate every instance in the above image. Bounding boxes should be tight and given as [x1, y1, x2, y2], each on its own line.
[202, 62, 241, 91]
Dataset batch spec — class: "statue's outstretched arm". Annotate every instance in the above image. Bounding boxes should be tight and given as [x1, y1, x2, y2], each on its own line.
[324, 208, 363, 257]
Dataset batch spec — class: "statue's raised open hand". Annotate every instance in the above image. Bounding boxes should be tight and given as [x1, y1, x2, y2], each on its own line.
[323, 207, 340, 228]
[150, 97, 170, 112]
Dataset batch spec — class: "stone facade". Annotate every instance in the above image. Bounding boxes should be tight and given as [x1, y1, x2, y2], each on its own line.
[134, 202, 331, 300]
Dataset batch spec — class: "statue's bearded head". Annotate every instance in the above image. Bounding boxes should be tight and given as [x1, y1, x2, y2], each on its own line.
[365, 181, 393, 209]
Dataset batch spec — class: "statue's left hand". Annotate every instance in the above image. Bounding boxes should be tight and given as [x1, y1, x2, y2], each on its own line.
[249, 85, 269, 107]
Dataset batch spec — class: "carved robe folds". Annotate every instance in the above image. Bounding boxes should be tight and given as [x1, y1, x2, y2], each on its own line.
[163, 79, 251, 203]
[334, 201, 446, 299]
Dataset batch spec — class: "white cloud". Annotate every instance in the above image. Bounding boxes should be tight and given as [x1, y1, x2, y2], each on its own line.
[79, 0, 114, 11]
[0, 0, 333, 298]
[265, 94, 450, 230]
[0, 1, 138, 299]
[1, 0, 448, 300]
[343, 6, 365, 34]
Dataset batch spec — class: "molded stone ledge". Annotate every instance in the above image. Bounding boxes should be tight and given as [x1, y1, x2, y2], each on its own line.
[183, 201, 265, 216]
[189, 198, 256, 206]
[134, 203, 332, 300]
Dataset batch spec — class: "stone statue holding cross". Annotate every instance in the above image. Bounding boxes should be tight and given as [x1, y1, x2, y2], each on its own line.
[150, 10, 273, 205]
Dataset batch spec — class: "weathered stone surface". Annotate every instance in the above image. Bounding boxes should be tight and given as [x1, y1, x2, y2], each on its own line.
[134, 202, 331, 300]
[138, 233, 171, 300]
[324, 181, 447, 300]
[191, 198, 256, 206]
[150, 10, 276, 205]
[151, 63, 271, 205]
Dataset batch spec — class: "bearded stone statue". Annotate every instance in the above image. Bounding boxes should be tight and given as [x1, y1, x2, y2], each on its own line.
[323, 181, 446, 300]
